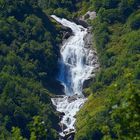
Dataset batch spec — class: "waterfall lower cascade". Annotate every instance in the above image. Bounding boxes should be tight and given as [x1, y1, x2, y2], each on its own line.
[51, 15, 99, 138]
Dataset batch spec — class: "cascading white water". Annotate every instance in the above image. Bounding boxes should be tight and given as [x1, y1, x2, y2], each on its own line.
[51, 15, 99, 137]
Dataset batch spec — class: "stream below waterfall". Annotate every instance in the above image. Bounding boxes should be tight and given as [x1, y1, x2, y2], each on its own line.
[51, 15, 99, 139]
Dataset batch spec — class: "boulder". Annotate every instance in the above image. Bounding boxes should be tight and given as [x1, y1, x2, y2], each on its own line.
[84, 33, 93, 48]
[60, 25, 73, 40]
[61, 25, 72, 33]
[45, 79, 65, 95]
[83, 78, 93, 89]
[68, 96, 77, 103]
[83, 11, 96, 20]
[63, 32, 72, 40]
[73, 18, 88, 28]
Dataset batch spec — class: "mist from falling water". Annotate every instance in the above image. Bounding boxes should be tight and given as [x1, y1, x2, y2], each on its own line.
[51, 15, 99, 137]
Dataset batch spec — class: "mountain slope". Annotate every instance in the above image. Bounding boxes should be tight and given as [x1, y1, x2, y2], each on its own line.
[0, 0, 140, 139]
[0, 0, 65, 139]
[0, 0, 88, 139]
[75, 0, 140, 140]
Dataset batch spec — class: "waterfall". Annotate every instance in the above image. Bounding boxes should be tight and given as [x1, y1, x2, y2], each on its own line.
[51, 15, 99, 138]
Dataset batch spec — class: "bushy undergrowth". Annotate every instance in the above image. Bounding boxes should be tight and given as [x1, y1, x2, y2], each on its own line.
[75, 0, 140, 140]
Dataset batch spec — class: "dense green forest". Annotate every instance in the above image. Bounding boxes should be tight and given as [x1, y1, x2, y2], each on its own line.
[0, 0, 61, 139]
[0, 0, 91, 139]
[75, 0, 140, 140]
[0, 0, 140, 140]
[0, 0, 83, 139]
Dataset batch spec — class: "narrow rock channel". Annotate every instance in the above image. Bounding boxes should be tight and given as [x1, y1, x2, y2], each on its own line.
[51, 15, 99, 140]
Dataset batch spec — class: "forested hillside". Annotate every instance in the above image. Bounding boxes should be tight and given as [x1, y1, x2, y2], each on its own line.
[0, 0, 82, 139]
[0, 0, 91, 139]
[75, 0, 140, 140]
[0, 0, 61, 139]
[0, 0, 140, 140]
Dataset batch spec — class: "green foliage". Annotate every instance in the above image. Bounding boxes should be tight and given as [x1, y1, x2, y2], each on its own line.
[1, 0, 140, 140]
[129, 10, 140, 29]
[29, 115, 58, 140]
[11, 127, 26, 140]
[38, 0, 77, 18]
[102, 0, 119, 9]
[54, 8, 71, 18]
[99, 8, 120, 23]
[0, 0, 67, 139]
[0, 0, 87, 139]
[29, 116, 47, 139]
[75, 0, 140, 140]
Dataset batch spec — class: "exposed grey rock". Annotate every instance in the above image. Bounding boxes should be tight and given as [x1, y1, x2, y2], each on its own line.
[67, 96, 77, 103]
[62, 130, 75, 140]
[67, 94, 83, 103]
[84, 32, 93, 47]
[84, 13, 90, 19]
[59, 112, 65, 117]
[61, 123, 67, 131]
[60, 25, 73, 41]
[63, 32, 72, 40]
[51, 15, 99, 140]
[82, 11, 96, 20]
[81, 21, 99, 91]
[73, 18, 88, 28]
[83, 78, 93, 89]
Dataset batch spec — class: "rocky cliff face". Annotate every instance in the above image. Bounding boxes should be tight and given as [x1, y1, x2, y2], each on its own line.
[51, 15, 99, 140]
[61, 25, 73, 40]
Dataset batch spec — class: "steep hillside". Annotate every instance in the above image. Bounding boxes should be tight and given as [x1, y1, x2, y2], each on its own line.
[75, 0, 140, 140]
[0, 0, 140, 140]
[0, 0, 90, 139]
[0, 0, 79, 139]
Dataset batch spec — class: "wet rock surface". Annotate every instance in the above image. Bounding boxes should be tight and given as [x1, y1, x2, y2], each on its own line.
[51, 15, 99, 140]
[45, 79, 65, 95]
[81, 11, 96, 20]
[73, 18, 88, 28]
[51, 95, 87, 139]
[60, 25, 73, 40]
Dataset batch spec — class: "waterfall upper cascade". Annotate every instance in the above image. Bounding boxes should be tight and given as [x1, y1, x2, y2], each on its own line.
[51, 15, 99, 137]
